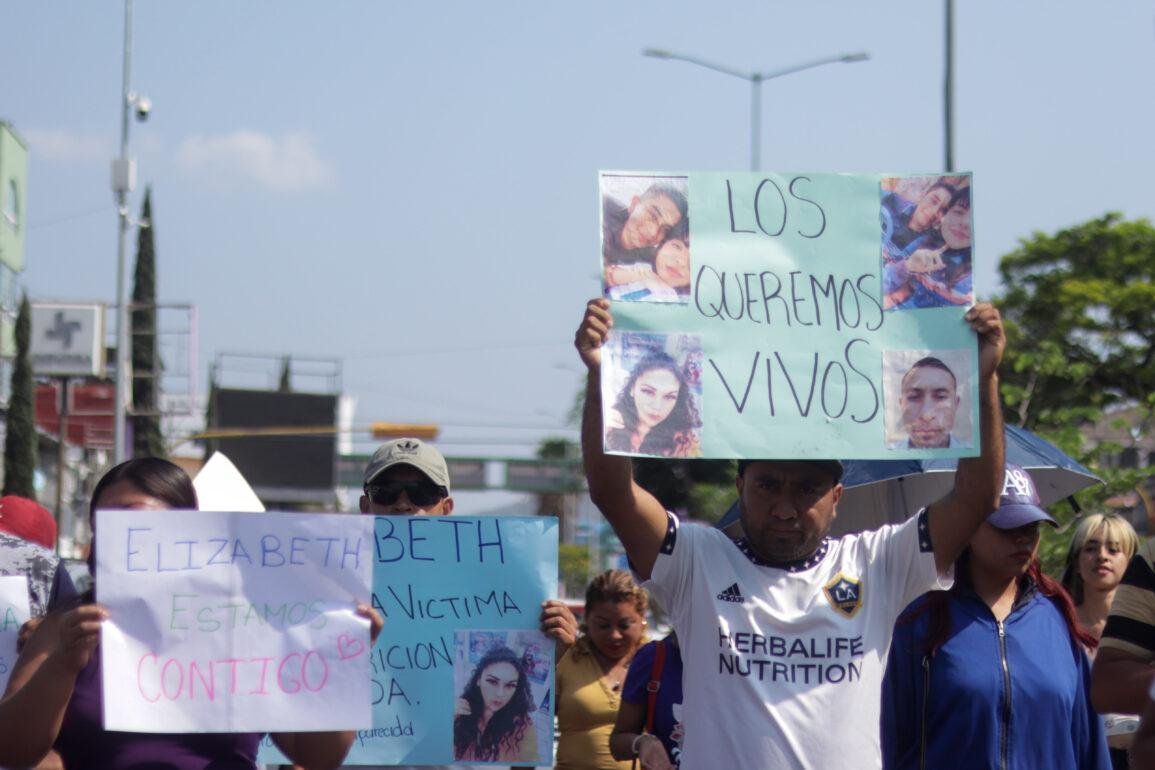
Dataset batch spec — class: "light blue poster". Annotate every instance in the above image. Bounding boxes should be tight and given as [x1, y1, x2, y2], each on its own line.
[264, 515, 558, 766]
[599, 171, 978, 460]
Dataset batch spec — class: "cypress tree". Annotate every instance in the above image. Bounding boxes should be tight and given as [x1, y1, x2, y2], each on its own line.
[130, 188, 165, 458]
[3, 294, 37, 498]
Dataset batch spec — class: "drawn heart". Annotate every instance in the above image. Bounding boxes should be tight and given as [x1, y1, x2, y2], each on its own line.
[337, 634, 366, 660]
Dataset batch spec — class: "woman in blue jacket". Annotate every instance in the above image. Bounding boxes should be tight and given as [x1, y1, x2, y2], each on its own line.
[882, 464, 1111, 770]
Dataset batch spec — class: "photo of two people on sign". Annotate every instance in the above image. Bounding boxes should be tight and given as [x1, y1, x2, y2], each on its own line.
[601, 174, 691, 304]
[452, 629, 552, 764]
[880, 173, 974, 311]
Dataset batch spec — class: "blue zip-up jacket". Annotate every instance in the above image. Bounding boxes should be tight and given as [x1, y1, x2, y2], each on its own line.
[881, 584, 1110, 770]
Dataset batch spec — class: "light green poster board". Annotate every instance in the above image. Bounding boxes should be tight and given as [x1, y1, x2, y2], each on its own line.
[599, 171, 977, 460]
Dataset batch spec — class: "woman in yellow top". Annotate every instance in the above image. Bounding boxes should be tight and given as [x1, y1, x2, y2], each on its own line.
[554, 569, 648, 770]
[453, 645, 538, 763]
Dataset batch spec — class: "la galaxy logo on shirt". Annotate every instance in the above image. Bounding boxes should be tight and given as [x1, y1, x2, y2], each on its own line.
[823, 572, 863, 618]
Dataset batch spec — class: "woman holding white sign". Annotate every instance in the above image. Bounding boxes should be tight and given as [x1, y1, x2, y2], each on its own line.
[0, 457, 382, 770]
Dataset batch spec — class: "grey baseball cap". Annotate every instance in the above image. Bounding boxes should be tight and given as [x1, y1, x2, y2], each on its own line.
[362, 438, 451, 492]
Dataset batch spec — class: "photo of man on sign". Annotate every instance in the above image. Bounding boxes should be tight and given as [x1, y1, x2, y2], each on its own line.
[883, 350, 973, 450]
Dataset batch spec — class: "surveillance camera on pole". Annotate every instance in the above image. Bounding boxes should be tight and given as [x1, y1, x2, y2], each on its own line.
[133, 94, 151, 122]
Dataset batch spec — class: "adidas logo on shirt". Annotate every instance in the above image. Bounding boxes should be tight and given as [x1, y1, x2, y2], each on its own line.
[717, 582, 744, 603]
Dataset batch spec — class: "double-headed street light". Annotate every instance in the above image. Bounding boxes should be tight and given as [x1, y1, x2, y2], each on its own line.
[642, 48, 869, 171]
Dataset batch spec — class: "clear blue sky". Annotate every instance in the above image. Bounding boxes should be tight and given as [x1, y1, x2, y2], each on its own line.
[4, 1, 1154, 465]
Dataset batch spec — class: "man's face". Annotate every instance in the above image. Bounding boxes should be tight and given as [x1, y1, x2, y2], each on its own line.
[736, 461, 842, 563]
[359, 465, 453, 516]
[620, 193, 682, 250]
[899, 365, 959, 448]
[909, 186, 952, 232]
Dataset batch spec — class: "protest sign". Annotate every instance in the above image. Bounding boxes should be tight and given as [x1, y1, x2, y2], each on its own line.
[0, 575, 30, 692]
[95, 509, 374, 733]
[291, 514, 558, 766]
[599, 171, 978, 460]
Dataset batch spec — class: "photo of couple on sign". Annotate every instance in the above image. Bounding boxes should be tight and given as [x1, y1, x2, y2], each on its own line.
[880, 173, 974, 311]
[600, 174, 691, 304]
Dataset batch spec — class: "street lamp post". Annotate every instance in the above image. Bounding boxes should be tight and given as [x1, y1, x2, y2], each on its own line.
[111, 0, 151, 464]
[642, 48, 869, 171]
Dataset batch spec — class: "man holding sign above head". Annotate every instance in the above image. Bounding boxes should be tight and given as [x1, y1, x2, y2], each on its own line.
[574, 297, 1006, 770]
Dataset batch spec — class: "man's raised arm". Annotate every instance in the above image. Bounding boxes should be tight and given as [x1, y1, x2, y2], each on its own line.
[575, 299, 670, 579]
[926, 302, 1007, 572]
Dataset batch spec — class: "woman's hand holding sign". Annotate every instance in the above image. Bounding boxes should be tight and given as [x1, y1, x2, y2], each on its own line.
[56, 604, 107, 674]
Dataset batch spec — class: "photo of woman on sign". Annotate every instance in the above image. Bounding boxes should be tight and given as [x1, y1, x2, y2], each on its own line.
[604, 347, 702, 459]
[454, 645, 539, 763]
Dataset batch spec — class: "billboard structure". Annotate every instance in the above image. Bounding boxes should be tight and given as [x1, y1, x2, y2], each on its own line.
[204, 387, 339, 507]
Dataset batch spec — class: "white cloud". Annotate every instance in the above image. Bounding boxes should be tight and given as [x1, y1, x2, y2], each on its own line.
[175, 130, 336, 193]
[21, 128, 107, 164]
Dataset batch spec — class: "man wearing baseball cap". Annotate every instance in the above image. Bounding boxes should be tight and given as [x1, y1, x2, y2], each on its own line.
[575, 298, 1007, 770]
[343, 439, 575, 770]
[359, 437, 453, 516]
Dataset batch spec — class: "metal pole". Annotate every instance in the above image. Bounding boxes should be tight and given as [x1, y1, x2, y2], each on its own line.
[944, 0, 955, 172]
[113, 0, 133, 464]
[750, 75, 762, 171]
[55, 377, 69, 549]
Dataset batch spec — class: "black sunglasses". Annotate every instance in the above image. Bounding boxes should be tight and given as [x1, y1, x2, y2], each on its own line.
[365, 480, 448, 507]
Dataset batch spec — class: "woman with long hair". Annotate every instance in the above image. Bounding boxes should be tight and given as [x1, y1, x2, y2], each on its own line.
[605, 352, 700, 458]
[453, 645, 537, 762]
[882, 465, 1110, 769]
[0, 457, 381, 770]
[1062, 512, 1140, 768]
[555, 570, 648, 770]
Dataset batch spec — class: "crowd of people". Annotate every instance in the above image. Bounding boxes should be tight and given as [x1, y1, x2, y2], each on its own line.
[0, 291, 1152, 770]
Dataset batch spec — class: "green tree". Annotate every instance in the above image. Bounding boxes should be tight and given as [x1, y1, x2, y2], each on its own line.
[130, 188, 165, 458]
[997, 213, 1155, 430]
[994, 213, 1155, 574]
[633, 457, 735, 523]
[3, 295, 37, 498]
[558, 543, 591, 599]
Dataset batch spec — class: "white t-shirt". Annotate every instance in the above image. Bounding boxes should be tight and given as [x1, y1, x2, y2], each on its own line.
[646, 510, 948, 770]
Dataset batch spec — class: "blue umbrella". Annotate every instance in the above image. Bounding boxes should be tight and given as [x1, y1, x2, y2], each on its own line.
[714, 425, 1100, 536]
[834, 424, 1100, 535]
